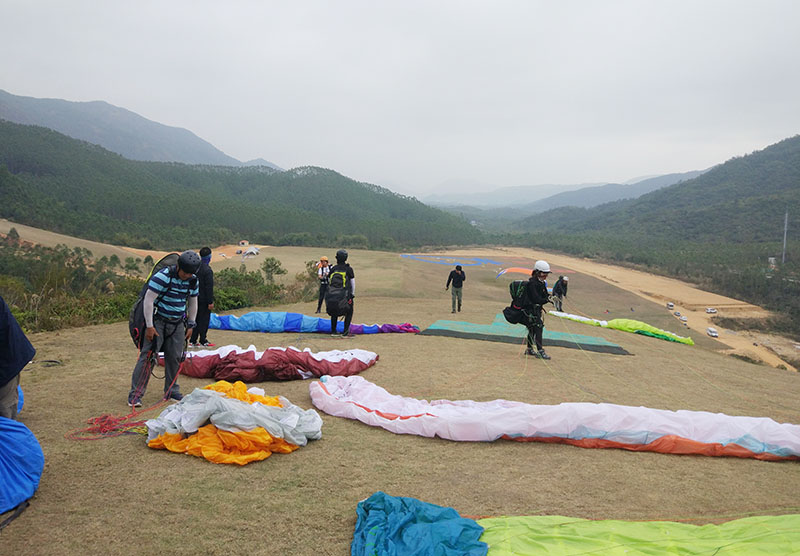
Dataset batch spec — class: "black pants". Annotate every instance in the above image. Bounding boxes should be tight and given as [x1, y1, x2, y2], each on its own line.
[525, 308, 544, 351]
[190, 305, 212, 344]
[526, 324, 543, 351]
[316, 283, 328, 312]
[330, 306, 353, 335]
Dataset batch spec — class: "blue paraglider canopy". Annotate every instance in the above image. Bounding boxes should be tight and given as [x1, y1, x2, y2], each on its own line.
[0, 415, 44, 516]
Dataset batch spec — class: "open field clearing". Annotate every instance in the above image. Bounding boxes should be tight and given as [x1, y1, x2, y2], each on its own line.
[3, 238, 800, 555]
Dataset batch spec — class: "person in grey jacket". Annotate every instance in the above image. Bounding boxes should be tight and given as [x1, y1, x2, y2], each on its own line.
[552, 275, 569, 312]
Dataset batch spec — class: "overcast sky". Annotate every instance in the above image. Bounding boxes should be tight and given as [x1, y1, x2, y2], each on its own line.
[2, 1, 799, 197]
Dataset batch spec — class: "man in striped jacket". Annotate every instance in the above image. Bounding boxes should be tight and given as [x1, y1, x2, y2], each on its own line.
[127, 251, 200, 407]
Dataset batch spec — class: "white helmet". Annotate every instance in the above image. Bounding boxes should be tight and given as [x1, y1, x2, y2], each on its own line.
[534, 260, 551, 273]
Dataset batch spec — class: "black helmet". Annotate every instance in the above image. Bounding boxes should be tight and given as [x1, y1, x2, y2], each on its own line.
[335, 249, 348, 263]
[178, 250, 201, 274]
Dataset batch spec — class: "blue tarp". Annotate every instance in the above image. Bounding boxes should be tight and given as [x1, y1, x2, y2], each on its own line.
[351, 491, 487, 556]
[0, 416, 44, 514]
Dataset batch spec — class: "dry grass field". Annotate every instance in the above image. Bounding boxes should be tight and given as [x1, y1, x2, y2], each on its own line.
[4, 242, 800, 555]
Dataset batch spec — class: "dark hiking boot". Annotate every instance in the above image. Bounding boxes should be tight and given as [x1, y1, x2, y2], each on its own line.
[524, 348, 537, 356]
[537, 350, 551, 360]
[166, 391, 183, 401]
[127, 397, 142, 408]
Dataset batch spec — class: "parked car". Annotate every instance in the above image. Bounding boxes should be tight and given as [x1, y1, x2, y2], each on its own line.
[680, 316, 688, 323]
[705, 307, 717, 314]
[674, 311, 681, 317]
[666, 302, 675, 310]
[707, 327, 719, 338]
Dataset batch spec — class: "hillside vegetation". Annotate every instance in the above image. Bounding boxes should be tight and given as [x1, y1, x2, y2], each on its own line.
[0, 119, 482, 250]
[512, 135, 800, 334]
[0, 89, 248, 166]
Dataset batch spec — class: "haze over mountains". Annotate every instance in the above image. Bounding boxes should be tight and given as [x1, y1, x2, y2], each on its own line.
[0, 89, 282, 170]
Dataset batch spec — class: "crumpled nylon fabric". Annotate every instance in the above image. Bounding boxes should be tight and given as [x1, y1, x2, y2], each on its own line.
[351, 491, 487, 556]
[146, 380, 322, 464]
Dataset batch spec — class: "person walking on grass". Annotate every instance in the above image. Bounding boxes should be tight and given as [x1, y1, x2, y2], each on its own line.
[190, 247, 215, 348]
[127, 250, 200, 407]
[552, 275, 568, 312]
[445, 264, 466, 313]
[524, 260, 552, 359]
[326, 249, 355, 337]
[315, 256, 330, 314]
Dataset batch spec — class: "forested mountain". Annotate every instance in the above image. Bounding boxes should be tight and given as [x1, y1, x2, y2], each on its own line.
[0, 89, 279, 169]
[517, 170, 707, 215]
[435, 171, 706, 231]
[424, 182, 604, 208]
[523, 136, 799, 244]
[0, 120, 481, 250]
[511, 135, 800, 334]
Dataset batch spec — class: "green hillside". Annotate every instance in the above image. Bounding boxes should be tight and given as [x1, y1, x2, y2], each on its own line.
[524, 135, 800, 243]
[513, 135, 800, 334]
[0, 119, 482, 250]
[0, 88, 246, 166]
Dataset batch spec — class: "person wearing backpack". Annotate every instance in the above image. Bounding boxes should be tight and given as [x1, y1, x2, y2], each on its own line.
[552, 275, 568, 312]
[326, 249, 355, 337]
[127, 250, 200, 407]
[189, 247, 215, 348]
[315, 256, 331, 314]
[523, 260, 553, 359]
[445, 265, 466, 313]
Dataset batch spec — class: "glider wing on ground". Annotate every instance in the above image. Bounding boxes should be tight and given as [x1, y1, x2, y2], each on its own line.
[351, 492, 800, 556]
[146, 380, 322, 465]
[210, 311, 418, 335]
[310, 376, 800, 460]
[550, 310, 694, 345]
[420, 313, 629, 355]
[178, 345, 379, 382]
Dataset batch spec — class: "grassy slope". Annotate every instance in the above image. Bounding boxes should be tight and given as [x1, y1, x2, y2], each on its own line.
[4, 245, 800, 555]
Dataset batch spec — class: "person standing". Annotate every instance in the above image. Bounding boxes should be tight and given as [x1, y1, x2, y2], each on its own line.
[128, 250, 200, 407]
[445, 265, 466, 313]
[524, 260, 552, 359]
[190, 247, 215, 347]
[552, 275, 569, 312]
[0, 295, 35, 420]
[327, 249, 355, 336]
[315, 256, 330, 314]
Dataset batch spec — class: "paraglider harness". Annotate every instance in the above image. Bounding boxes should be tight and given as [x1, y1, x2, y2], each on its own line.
[325, 269, 352, 316]
[502, 279, 543, 327]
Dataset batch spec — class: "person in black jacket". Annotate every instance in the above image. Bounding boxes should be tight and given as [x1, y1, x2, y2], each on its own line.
[0, 295, 36, 420]
[445, 265, 466, 313]
[552, 275, 569, 312]
[524, 260, 552, 359]
[190, 246, 215, 347]
[328, 249, 355, 336]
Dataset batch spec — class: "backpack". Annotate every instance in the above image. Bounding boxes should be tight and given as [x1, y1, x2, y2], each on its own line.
[502, 279, 528, 324]
[325, 269, 351, 316]
[129, 253, 180, 349]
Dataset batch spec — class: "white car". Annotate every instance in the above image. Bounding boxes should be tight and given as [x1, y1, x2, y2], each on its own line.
[680, 316, 688, 323]
[706, 308, 717, 314]
[707, 327, 719, 338]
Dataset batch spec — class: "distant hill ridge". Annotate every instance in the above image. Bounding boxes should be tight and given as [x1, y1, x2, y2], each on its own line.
[523, 135, 800, 244]
[0, 119, 479, 250]
[0, 89, 282, 169]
